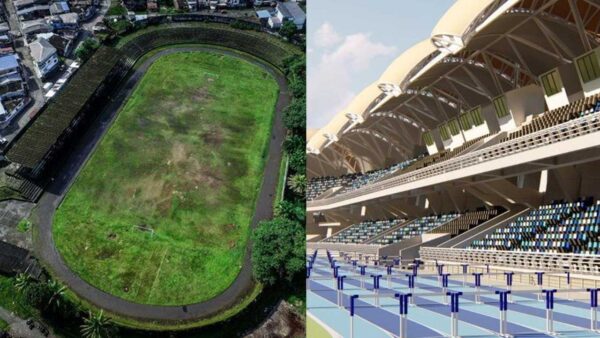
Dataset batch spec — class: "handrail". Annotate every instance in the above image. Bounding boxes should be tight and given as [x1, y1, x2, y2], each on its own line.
[309, 111, 600, 208]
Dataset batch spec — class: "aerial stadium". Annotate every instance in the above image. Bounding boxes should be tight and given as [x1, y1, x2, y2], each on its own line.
[0, 10, 305, 336]
[306, 0, 600, 337]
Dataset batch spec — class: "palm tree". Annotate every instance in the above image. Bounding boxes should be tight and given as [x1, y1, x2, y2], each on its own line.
[14, 273, 32, 293]
[80, 310, 112, 338]
[287, 173, 306, 195]
[46, 279, 66, 311]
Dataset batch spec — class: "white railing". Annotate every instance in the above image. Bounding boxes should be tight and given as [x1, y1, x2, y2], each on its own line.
[309, 112, 600, 208]
[420, 247, 600, 274]
[306, 242, 381, 255]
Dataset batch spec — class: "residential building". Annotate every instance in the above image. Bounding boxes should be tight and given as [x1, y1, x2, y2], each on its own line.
[274, 1, 304, 29]
[29, 37, 59, 78]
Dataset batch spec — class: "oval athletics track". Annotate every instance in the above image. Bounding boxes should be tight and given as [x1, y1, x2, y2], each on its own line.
[32, 46, 290, 323]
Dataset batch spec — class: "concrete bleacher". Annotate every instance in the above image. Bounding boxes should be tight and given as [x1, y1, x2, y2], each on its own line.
[324, 219, 406, 244]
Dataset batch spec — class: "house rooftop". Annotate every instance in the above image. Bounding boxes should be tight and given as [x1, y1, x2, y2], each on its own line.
[29, 37, 56, 62]
[277, 1, 305, 21]
[0, 54, 19, 72]
[256, 9, 270, 19]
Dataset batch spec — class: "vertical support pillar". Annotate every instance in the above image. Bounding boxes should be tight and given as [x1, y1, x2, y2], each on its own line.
[542, 289, 557, 334]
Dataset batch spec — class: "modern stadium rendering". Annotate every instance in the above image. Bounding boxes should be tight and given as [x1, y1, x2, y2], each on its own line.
[0, 1, 306, 337]
[306, 0, 600, 337]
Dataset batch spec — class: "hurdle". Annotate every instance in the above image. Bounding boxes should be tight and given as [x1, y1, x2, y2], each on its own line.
[495, 290, 510, 337]
[448, 291, 462, 338]
[333, 265, 340, 279]
[406, 273, 416, 305]
[359, 265, 366, 288]
[437, 264, 444, 286]
[542, 289, 556, 334]
[461, 264, 468, 286]
[370, 274, 382, 306]
[588, 288, 600, 331]
[349, 295, 359, 338]
[394, 293, 411, 338]
[536, 272, 545, 301]
[504, 272, 514, 302]
[441, 273, 450, 304]
[336, 275, 346, 308]
[307, 267, 312, 290]
[473, 272, 483, 304]
[386, 265, 393, 287]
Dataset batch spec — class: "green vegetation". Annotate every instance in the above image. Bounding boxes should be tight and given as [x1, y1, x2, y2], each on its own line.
[0, 275, 37, 319]
[17, 218, 31, 233]
[251, 218, 304, 286]
[280, 21, 298, 40]
[75, 38, 101, 62]
[106, 3, 128, 16]
[53, 52, 278, 306]
[0, 318, 8, 331]
[250, 55, 306, 314]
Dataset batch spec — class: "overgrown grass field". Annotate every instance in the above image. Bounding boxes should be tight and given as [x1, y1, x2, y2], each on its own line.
[53, 52, 278, 305]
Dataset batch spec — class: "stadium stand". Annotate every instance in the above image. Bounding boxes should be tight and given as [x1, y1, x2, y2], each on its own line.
[324, 218, 406, 244]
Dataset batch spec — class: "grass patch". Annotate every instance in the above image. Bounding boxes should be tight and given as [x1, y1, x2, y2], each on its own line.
[17, 219, 31, 233]
[0, 318, 9, 331]
[53, 51, 278, 306]
[274, 155, 288, 208]
[0, 275, 37, 319]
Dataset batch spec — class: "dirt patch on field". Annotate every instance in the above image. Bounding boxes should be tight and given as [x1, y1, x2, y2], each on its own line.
[169, 142, 189, 165]
[202, 128, 223, 147]
[137, 175, 165, 202]
[192, 86, 212, 103]
[245, 301, 305, 338]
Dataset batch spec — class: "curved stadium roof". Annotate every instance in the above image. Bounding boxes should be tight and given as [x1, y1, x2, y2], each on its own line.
[308, 0, 600, 177]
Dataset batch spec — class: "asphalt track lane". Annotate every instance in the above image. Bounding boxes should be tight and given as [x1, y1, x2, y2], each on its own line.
[32, 46, 290, 323]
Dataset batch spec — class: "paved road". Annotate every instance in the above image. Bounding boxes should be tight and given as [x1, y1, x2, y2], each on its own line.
[32, 46, 290, 323]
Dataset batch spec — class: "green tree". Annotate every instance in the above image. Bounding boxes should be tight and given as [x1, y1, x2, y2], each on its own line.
[75, 38, 100, 62]
[24, 282, 52, 309]
[14, 273, 32, 293]
[287, 173, 306, 196]
[251, 218, 304, 286]
[80, 310, 113, 338]
[280, 20, 298, 40]
[275, 200, 305, 224]
[282, 98, 305, 132]
[287, 148, 305, 174]
[45, 279, 67, 311]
